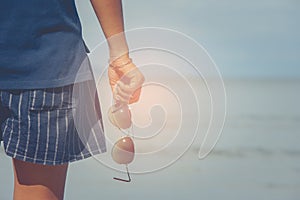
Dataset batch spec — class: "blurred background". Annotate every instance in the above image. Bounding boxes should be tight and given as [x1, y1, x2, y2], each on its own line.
[1, 0, 299, 199]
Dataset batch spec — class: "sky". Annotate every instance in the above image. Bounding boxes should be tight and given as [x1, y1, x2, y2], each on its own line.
[76, 0, 300, 79]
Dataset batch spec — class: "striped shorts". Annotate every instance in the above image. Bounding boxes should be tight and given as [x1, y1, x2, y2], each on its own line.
[0, 80, 107, 165]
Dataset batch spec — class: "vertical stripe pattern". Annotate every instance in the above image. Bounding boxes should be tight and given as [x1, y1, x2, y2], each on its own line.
[0, 80, 107, 165]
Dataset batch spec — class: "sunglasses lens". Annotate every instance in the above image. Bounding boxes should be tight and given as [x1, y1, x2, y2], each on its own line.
[112, 136, 135, 164]
[108, 103, 132, 129]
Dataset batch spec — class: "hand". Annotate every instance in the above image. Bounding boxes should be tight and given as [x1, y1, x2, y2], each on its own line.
[108, 57, 145, 104]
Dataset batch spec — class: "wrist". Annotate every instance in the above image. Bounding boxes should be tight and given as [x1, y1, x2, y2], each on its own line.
[109, 53, 129, 63]
[109, 55, 132, 68]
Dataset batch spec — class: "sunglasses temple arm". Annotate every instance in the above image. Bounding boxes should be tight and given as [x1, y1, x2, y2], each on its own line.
[126, 164, 131, 182]
[113, 164, 131, 182]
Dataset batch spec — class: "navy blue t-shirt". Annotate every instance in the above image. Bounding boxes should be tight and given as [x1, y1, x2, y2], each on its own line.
[0, 0, 92, 89]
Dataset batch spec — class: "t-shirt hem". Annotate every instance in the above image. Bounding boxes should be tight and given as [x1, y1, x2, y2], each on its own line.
[0, 72, 93, 90]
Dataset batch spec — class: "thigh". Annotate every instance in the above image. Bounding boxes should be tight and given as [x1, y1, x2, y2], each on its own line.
[13, 158, 68, 200]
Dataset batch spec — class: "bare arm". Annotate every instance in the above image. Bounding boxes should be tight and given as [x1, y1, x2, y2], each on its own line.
[90, 0, 144, 104]
[90, 0, 129, 59]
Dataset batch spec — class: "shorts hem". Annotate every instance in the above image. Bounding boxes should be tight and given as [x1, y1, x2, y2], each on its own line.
[4, 148, 107, 166]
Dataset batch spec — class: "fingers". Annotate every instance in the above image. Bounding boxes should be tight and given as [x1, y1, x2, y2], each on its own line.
[128, 88, 142, 104]
[108, 60, 145, 104]
[113, 83, 132, 103]
[119, 68, 145, 89]
[108, 67, 120, 88]
[114, 76, 144, 103]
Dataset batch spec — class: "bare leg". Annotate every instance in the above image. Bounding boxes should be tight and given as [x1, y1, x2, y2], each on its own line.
[12, 158, 68, 200]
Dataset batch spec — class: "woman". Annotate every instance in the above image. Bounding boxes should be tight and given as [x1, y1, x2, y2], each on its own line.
[0, 0, 144, 199]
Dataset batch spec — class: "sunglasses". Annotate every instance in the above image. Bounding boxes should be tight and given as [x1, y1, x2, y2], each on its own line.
[108, 103, 135, 182]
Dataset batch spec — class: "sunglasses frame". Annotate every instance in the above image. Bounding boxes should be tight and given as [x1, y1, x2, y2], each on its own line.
[113, 164, 132, 182]
[109, 103, 135, 182]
